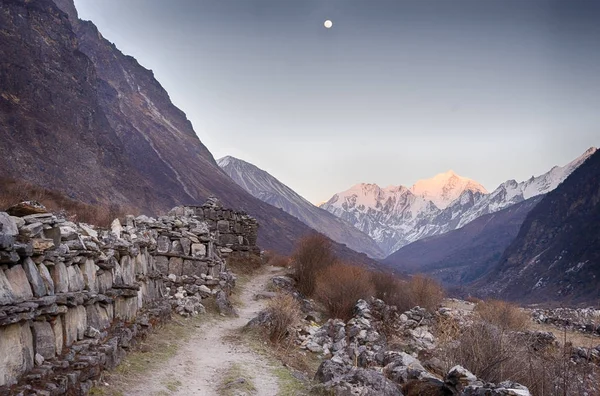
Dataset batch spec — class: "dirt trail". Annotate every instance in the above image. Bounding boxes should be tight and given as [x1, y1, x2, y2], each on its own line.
[126, 266, 283, 396]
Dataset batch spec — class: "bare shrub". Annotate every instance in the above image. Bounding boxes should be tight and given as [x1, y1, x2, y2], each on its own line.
[384, 275, 444, 313]
[315, 263, 375, 320]
[226, 252, 263, 275]
[264, 251, 289, 268]
[292, 234, 336, 296]
[437, 318, 600, 395]
[371, 270, 403, 301]
[265, 294, 301, 343]
[475, 299, 529, 331]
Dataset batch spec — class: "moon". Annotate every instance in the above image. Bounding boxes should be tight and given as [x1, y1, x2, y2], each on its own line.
[324, 20, 333, 29]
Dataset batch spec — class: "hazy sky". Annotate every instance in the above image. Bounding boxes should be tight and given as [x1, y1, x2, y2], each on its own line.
[75, 0, 600, 203]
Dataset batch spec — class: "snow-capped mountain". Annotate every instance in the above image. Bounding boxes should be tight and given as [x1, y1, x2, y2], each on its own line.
[322, 147, 597, 256]
[320, 173, 482, 255]
[410, 170, 488, 209]
[217, 156, 385, 258]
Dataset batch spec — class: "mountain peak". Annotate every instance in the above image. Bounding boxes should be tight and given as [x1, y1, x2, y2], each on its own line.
[410, 171, 487, 209]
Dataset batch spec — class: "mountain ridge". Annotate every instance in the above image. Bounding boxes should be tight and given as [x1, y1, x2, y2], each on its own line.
[321, 148, 597, 256]
[217, 156, 385, 258]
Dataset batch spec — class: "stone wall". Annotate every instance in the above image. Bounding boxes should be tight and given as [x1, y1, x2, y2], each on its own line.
[0, 199, 259, 395]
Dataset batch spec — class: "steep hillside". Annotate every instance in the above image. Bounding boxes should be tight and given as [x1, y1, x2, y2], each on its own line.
[479, 150, 600, 304]
[0, 0, 377, 264]
[383, 195, 543, 286]
[218, 156, 384, 258]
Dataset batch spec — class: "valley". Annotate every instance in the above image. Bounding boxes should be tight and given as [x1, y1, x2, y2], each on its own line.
[0, 0, 598, 395]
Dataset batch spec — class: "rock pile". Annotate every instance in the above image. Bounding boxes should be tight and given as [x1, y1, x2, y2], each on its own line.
[304, 299, 531, 396]
[531, 307, 600, 335]
[0, 198, 260, 395]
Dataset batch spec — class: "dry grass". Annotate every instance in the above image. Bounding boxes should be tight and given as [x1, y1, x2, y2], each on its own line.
[89, 314, 217, 395]
[226, 252, 263, 276]
[0, 176, 133, 227]
[475, 299, 529, 331]
[437, 299, 600, 396]
[292, 234, 337, 296]
[377, 274, 445, 313]
[315, 263, 375, 320]
[265, 294, 302, 343]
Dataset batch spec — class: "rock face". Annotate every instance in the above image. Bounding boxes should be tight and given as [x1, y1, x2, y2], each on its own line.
[0, 0, 379, 265]
[321, 148, 595, 256]
[0, 198, 260, 394]
[218, 156, 385, 258]
[383, 196, 543, 287]
[478, 150, 600, 304]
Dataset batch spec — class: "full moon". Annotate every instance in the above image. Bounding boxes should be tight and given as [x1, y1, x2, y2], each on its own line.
[324, 20, 333, 29]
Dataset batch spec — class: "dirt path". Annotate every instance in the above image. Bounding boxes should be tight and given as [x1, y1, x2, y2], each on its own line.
[126, 266, 283, 396]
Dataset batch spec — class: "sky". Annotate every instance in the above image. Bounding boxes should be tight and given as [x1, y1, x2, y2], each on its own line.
[75, 0, 600, 204]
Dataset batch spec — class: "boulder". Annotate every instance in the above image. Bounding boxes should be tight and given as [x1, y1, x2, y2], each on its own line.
[51, 262, 69, 294]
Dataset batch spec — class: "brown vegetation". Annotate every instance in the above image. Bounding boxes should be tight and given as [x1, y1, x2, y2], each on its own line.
[314, 263, 375, 320]
[292, 234, 337, 296]
[372, 273, 444, 313]
[475, 299, 529, 331]
[263, 250, 289, 267]
[265, 294, 302, 343]
[226, 252, 263, 275]
[0, 177, 132, 227]
[437, 300, 599, 395]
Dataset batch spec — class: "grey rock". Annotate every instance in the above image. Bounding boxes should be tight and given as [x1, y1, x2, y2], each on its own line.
[5, 265, 33, 300]
[32, 321, 56, 359]
[0, 212, 19, 236]
[51, 262, 69, 294]
[23, 257, 47, 297]
[0, 269, 16, 305]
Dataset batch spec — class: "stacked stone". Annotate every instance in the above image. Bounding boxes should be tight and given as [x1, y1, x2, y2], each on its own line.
[0, 199, 261, 395]
[305, 298, 532, 396]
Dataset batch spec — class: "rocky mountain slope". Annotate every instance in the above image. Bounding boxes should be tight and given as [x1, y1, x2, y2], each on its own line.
[322, 148, 596, 256]
[478, 150, 600, 304]
[0, 0, 376, 264]
[383, 195, 544, 286]
[218, 156, 384, 258]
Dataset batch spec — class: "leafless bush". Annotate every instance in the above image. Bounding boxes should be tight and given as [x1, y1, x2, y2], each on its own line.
[265, 294, 302, 343]
[383, 274, 444, 313]
[292, 233, 336, 296]
[226, 252, 263, 275]
[437, 317, 600, 395]
[315, 263, 375, 320]
[475, 299, 529, 331]
[371, 270, 403, 301]
[264, 251, 289, 267]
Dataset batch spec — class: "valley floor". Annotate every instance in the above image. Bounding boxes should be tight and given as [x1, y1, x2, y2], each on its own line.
[94, 266, 292, 396]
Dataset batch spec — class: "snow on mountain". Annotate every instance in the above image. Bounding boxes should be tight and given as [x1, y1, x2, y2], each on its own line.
[320, 174, 479, 255]
[321, 147, 597, 256]
[452, 146, 598, 229]
[410, 170, 488, 209]
[217, 156, 385, 258]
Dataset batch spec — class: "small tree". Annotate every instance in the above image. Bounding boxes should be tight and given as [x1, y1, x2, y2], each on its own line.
[292, 233, 336, 296]
[315, 263, 375, 320]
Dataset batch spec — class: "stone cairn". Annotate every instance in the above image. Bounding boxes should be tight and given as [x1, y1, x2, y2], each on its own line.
[0, 198, 259, 395]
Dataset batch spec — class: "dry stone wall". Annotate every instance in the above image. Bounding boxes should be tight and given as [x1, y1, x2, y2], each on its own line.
[0, 199, 259, 395]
